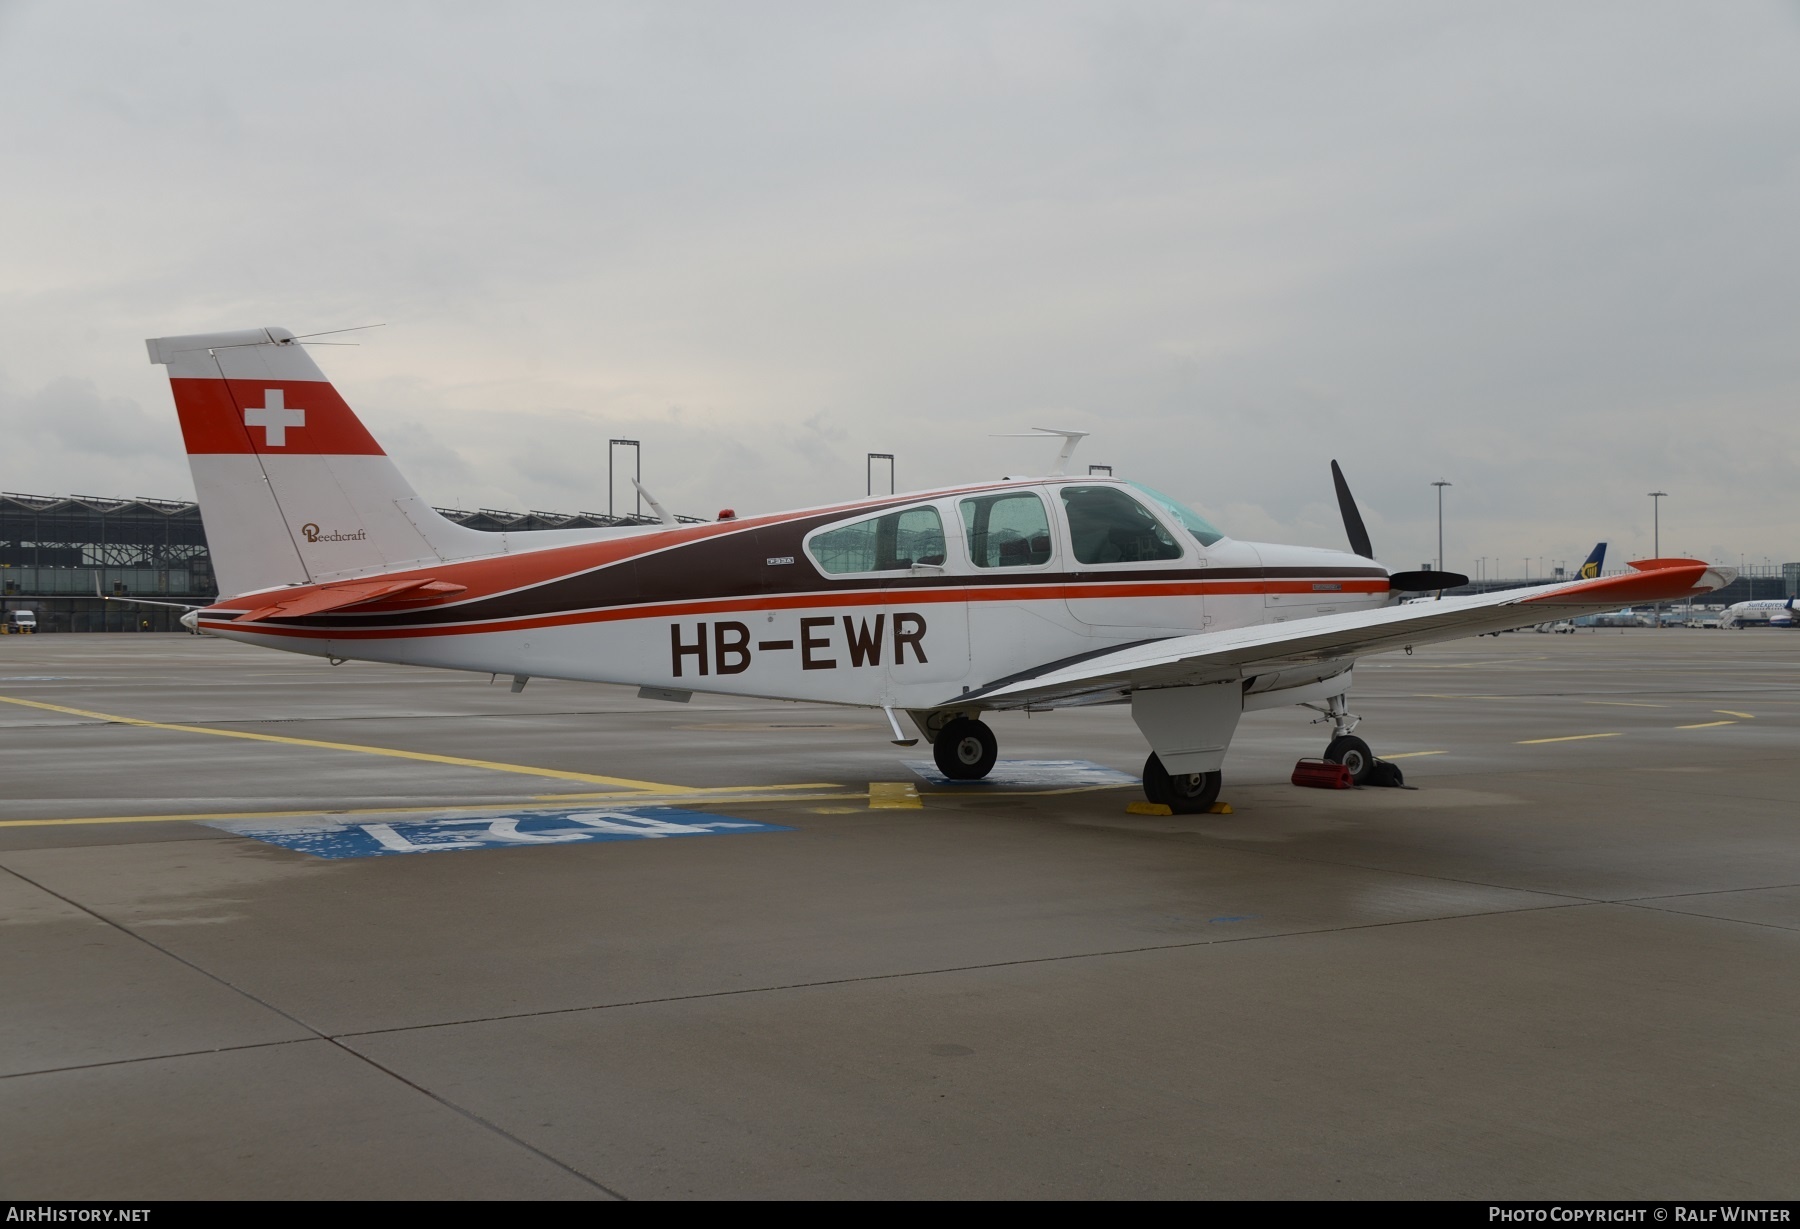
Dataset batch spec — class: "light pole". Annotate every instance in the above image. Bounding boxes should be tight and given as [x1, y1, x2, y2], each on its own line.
[1647, 491, 1668, 627]
[608, 439, 641, 518]
[867, 453, 895, 496]
[1432, 480, 1451, 573]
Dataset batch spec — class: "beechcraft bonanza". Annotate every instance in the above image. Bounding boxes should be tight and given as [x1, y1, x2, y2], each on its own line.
[146, 327, 1737, 812]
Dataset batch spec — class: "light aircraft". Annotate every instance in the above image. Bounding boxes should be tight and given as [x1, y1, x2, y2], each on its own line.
[1720, 598, 1797, 629]
[144, 327, 1737, 812]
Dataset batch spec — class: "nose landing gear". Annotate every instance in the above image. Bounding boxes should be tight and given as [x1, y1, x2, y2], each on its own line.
[1305, 692, 1403, 788]
[1323, 733, 1375, 785]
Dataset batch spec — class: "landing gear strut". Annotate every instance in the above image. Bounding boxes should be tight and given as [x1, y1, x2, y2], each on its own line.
[1305, 692, 1399, 787]
[1142, 753, 1222, 813]
[933, 717, 997, 780]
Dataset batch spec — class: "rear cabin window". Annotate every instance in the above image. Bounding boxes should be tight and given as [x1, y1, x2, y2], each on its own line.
[1059, 485, 1184, 565]
[959, 492, 1053, 568]
[808, 506, 947, 575]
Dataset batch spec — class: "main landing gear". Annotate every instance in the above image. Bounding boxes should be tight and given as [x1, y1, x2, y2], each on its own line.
[933, 717, 998, 781]
[1308, 693, 1403, 788]
[1141, 754, 1222, 813]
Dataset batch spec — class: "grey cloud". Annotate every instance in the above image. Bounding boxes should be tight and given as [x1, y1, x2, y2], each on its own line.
[0, 1, 1795, 572]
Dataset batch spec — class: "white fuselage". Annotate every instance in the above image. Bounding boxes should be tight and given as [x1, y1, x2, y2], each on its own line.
[204, 479, 1390, 714]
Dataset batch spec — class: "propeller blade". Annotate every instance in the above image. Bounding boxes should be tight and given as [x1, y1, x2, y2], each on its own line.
[1330, 460, 1374, 559]
[1388, 570, 1469, 592]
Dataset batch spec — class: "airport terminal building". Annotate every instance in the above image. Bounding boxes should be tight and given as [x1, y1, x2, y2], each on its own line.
[0, 492, 693, 632]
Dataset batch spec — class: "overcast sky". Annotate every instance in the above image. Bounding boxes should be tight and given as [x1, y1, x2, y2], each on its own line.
[2, 1, 1795, 576]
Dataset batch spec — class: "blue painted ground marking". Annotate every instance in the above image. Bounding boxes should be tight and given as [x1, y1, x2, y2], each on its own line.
[205, 806, 791, 859]
[902, 758, 1140, 788]
[1208, 915, 1259, 924]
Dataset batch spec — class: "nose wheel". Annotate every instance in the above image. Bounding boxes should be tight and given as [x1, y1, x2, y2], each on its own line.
[1142, 753, 1223, 813]
[1323, 734, 1375, 785]
[933, 717, 998, 780]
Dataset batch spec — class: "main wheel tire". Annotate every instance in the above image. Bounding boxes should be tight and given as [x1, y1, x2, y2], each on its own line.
[1324, 734, 1375, 785]
[1142, 753, 1223, 814]
[933, 717, 998, 780]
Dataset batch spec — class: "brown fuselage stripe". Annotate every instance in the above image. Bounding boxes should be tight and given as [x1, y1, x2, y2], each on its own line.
[207, 489, 1384, 635]
[205, 577, 1389, 641]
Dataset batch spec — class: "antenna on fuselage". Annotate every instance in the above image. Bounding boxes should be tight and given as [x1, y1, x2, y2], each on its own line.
[631, 478, 678, 527]
[991, 427, 1090, 476]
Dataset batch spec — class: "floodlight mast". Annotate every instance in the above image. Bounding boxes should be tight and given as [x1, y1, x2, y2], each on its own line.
[609, 440, 641, 518]
[1431, 480, 1452, 573]
[1648, 490, 1669, 628]
[867, 453, 895, 497]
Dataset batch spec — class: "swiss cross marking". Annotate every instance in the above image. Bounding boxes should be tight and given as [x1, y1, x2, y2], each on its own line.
[244, 390, 305, 447]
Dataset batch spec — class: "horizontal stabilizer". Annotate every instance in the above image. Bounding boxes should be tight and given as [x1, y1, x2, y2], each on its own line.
[236, 578, 467, 622]
[1525, 560, 1716, 606]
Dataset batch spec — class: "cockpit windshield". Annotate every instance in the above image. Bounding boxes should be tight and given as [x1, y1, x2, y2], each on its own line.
[1126, 481, 1225, 547]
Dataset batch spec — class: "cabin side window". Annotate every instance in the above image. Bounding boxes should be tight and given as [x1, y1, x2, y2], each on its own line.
[1059, 485, 1183, 565]
[959, 492, 1053, 568]
[807, 506, 947, 575]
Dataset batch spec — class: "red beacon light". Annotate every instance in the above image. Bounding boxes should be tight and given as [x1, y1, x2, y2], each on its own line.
[717, 509, 737, 521]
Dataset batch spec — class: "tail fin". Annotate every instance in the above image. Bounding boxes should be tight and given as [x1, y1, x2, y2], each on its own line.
[1576, 542, 1606, 580]
[147, 327, 491, 597]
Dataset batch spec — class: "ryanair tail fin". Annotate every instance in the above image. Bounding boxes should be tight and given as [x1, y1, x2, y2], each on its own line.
[1576, 542, 1607, 581]
[147, 327, 495, 598]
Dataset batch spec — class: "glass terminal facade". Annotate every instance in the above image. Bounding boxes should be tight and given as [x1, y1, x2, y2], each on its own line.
[0, 493, 700, 632]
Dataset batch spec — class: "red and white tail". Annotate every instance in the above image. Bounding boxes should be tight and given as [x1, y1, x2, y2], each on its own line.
[147, 327, 491, 597]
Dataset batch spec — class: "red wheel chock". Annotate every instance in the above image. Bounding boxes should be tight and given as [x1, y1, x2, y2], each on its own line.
[1291, 758, 1354, 790]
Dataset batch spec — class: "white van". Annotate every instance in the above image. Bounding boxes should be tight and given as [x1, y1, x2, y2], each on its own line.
[4, 609, 37, 633]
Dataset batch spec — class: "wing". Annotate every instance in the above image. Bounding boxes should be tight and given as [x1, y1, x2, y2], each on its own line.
[958, 560, 1734, 709]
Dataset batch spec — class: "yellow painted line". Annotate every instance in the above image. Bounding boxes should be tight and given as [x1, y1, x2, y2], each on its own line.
[1382, 751, 1448, 760]
[1677, 720, 1736, 730]
[1715, 710, 1756, 719]
[0, 807, 422, 829]
[1583, 701, 1667, 708]
[0, 693, 689, 792]
[535, 783, 841, 801]
[1518, 733, 1624, 745]
[868, 781, 922, 809]
[0, 794, 872, 829]
[545, 792, 868, 807]
[924, 784, 1136, 797]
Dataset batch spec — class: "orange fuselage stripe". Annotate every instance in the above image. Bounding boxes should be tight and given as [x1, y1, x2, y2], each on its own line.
[203, 579, 1389, 640]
